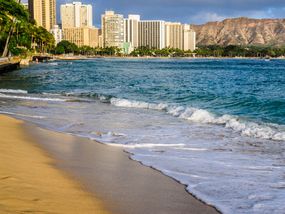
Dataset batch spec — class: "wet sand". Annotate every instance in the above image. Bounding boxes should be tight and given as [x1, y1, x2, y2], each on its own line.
[0, 115, 110, 213]
[27, 123, 220, 214]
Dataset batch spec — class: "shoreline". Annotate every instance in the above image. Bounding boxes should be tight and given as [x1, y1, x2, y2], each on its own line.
[53, 55, 285, 60]
[35, 125, 222, 214]
[0, 57, 20, 73]
[0, 113, 220, 214]
[1, 55, 282, 73]
[0, 115, 111, 214]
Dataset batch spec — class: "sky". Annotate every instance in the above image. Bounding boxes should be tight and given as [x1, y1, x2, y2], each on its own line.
[23, 0, 285, 26]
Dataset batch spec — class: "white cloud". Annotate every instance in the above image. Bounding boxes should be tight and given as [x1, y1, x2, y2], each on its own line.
[191, 12, 227, 24]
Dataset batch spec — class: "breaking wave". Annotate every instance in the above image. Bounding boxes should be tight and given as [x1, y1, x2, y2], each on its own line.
[1, 89, 284, 141]
[110, 98, 285, 141]
[0, 93, 66, 102]
[106, 143, 186, 148]
[0, 89, 28, 94]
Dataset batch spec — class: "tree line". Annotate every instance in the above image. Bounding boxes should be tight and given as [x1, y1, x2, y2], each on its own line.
[130, 45, 285, 58]
[54, 41, 122, 56]
[54, 42, 285, 58]
[195, 45, 285, 58]
[54, 42, 193, 57]
[0, 0, 55, 57]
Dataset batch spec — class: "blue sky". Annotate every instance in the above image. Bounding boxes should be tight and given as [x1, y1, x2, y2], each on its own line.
[23, 0, 285, 26]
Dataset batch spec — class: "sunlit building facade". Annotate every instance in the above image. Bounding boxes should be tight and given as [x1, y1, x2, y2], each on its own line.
[63, 27, 99, 48]
[165, 22, 196, 51]
[28, 0, 56, 31]
[138, 20, 165, 49]
[61, 2, 92, 29]
[183, 24, 196, 51]
[101, 11, 124, 48]
[124, 15, 140, 48]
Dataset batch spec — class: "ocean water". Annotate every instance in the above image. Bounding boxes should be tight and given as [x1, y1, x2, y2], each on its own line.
[0, 58, 284, 213]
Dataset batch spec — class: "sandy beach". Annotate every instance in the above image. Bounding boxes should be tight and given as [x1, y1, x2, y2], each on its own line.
[0, 114, 219, 214]
[0, 115, 110, 214]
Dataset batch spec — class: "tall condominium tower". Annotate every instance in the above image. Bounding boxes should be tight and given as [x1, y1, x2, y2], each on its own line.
[124, 15, 140, 48]
[102, 11, 124, 48]
[60, 2, 98, 48]
[61, 2, 93, 29]
[165, 22, 183, 49]
[183, 24, 196, 51]
[28, 0, 56, 31]
[138, 20, 165, 49]
[165, 22, 196, 51]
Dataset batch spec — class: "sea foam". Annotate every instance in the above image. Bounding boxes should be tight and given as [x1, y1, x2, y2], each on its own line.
[110, 98, 168, 110]
[0, 93, 66, 102]
[106, 143, 186, 148]
[109, 98, 285, 141]
[0, 89, 28, 94]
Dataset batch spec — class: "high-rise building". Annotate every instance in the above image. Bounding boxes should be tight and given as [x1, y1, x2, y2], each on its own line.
[50, 25, 62, 44]
[183, 24, 196, 51]
[80, 3, 93, 27]
[61, 2, 92, 29]
[28, 0, 56, 31]
[63, 27, 99, 48]
[100, 11, 195, 52]
[60, 1, 97, 48]
[124, 15, 140, 48]
[165, 22, 183, 49]
[165, 22, 196, 51]
[98, 30, 103, 48]
[138, 20, 165, 49]
[101, 11, 124, 48]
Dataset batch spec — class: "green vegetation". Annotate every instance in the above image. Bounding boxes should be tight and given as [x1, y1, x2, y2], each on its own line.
[51, 44, 285, 58]
[54, 42, 123, 56]
[130, 47, 192, 57]
[55, 40, 79, 54]
[195, 45, 285, 58]
[77, 46, 121, 56]
[0, 0, 55, 57]
[129, 45, 285, 58]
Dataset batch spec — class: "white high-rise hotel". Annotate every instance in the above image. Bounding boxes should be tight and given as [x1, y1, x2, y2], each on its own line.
[124, 15, 140, 48]
[165, 22, 196, 51]
[102, 11, 196, 52]
[61, 2, 92, 29]
[101, 11, 124, 48]
[138, 20, 165, 50]
[60, 2, 98, 48]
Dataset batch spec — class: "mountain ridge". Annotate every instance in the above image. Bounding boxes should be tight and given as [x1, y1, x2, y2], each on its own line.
[191, 17, 285, 46]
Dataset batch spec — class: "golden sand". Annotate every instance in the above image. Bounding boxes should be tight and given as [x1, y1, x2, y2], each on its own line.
[0, 115, 110, 214]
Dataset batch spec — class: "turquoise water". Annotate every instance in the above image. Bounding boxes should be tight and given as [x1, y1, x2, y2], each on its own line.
[1, 58, 285, 125]
[0, 58, 284, 213]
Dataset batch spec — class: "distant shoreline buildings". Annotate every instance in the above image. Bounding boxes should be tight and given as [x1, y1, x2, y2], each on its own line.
[27, 0, 196, 53]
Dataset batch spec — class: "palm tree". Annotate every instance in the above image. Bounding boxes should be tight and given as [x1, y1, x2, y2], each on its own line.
[1, 0, 27, 57]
